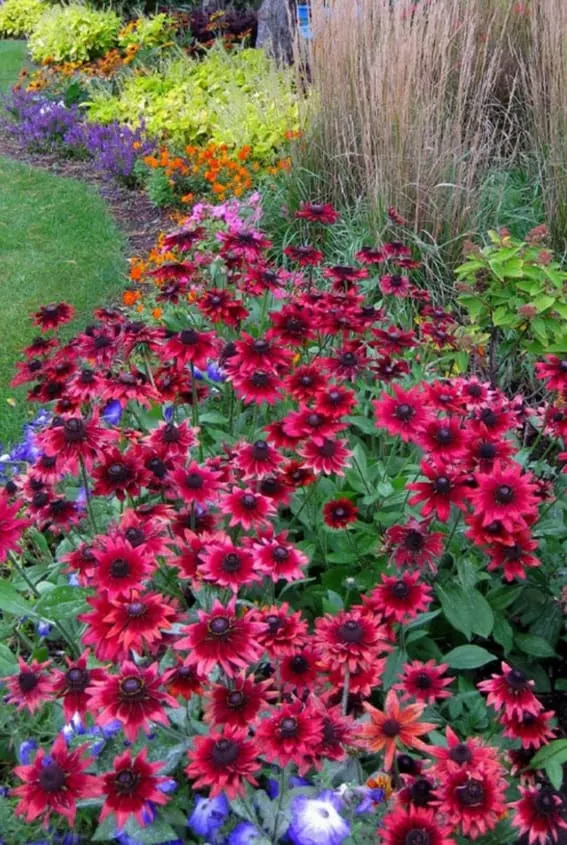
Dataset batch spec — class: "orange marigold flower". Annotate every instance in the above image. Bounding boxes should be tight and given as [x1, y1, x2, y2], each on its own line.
[122, 290, 141, 306]
[359, 689, 436, 770]
[152, 307, 163, 320]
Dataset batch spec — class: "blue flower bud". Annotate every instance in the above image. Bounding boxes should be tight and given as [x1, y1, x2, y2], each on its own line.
[18, 740, 38, 765]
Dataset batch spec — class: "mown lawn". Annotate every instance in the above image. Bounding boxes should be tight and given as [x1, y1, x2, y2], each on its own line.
[0, 41, 127, 444]
[0, 159, 127, 443]
[0, 38, 29, 92]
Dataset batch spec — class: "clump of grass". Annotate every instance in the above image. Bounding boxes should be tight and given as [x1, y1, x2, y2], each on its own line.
[296, 0, 519, 247]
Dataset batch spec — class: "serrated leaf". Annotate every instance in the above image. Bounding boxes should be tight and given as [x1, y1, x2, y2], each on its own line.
[444, 645, 496, 669]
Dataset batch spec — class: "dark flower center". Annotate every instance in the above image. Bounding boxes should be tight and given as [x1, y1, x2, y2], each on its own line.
[415, 671, 433, 689]
[65, 667, 89, 691]
[114, 769, 140, 796]
[118, 373, 138, 386]
[253, 440, 268, 459]
[466, 383, 482, 397]
[110, 558, 131, 579]
[32, 491, 49, 509]
[162, 423, 180, 443]
[147, 457, 167, 478]
[495, 484, 514, 504]
[319, 439, 337, 457]
[211, 738, 240, 766]
[107, 462, 129, 483]
[506, 668, 528, 689]
[435, 426, 453, 444]
[125, 527, 145, 547]
[63, 418, 86, 442]
[299, 374, 313, 386]
[19, 671, 38, 693]
[456, 778, 485, 807]
[184, 472, 203, 489]
[395, 403, 414, 421]
[323, 718, 339, 745]
[227, 690, 246, 709]
[397, 754, 417, 774]
[43, 304, 60, 317]
[410, 778, 434, 807]
[272, 546, 289, 563]
[449, 743, 472, 764]
[405, 829, 430, 845]
[127, 601, 147, 618]
[266, 614, 283, 633]
[307, 413, 323, 428]
[279, 717, 299, 738]
[39, 762, 66, 793]
[251, 372, 269, 387]
[180, 329, 198, 345]
[253, 339, 269, 353]
[80, 368, 96, 383]
[285, 317, 304, 335]
[119, 676, 145, 699]
[333, 507, 347, 519]
[480, 408, 498, 427]
[535, 789, 557, 815]
[338, 620, 364, 644]
[433, 476, 451, 494]
[290, 655, 309, 674]
[404, 529, 425, 551]
[222, 553, 242, 572]
[40, 455, 57, 469]
[208, 616, 231, 636]
[260, 476, 279, 495]
[210, 295, 223, 306]
[381, 718, 401, 737]
[479, 442, 497, 459]
[391, 580, 410, 599]
[340, 352, 357, 367]
[241, 494, 257, 509]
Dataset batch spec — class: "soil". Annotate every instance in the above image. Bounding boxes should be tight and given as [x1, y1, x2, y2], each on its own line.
[0, 132, 173, 257]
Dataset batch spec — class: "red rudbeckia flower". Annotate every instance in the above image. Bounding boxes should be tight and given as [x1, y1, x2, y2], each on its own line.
[407, 460, 468, 523]
[162, 660, 203, 700]
[176, 598, 264, 678]
[146, 420, 197, 457]
[374, 385, 427, 442]
[0, 492, 31, 562]
[170, 461, 223, 507]
[92, 538, 155, 596]
[249, 603, 309, 657]
[160, 327, 218, 371]
[394, 660, 454, 705]
[103, 590, 178, 658]
[295, 201, 339, 224]
[535, 355, 567, 392]
[478, 663, 542, 720]
[429, 726, 508, 781]
[51, 651, 105, 720]
[500, 709, 556, 749]
[230, 368, 281, 405]
[32, 302, 75, 332]
[283, 244, 324, 266]
[199, 538, 261, 591]
[100, 748, 170, 830]
[38, 413, 118, 473]
[379, 273, 411, 297]
[204, 675, 275, 729]
[323, 497, 358, 529]
[231, 332, 293, 374]
[13, 735, 100, 826]
[280, 646, 322, 694]
[299, 437, 352, 475]
[435, 768, 507, 840]
[234, 438, 282, 479]
[485, 530, 541, 581]
[315, 607, 389, 673]
[511, 786, 567, 845]
[367, 572, 432, 624]
[417, 417, 468, 459]
[87, 661, 178, 742]
[186, 726, 260, 799]
[380, 806, 456, 845]
[91, 448, 142, 500]
[385, 518, 444, 571]
[5, 657, 52, 714]
[255, 700, 324, 774]
[221, 487, 277, 530]
[251, 531, 309, 583]
[469, 461, 539, 532]
[218, 228, 272, 260]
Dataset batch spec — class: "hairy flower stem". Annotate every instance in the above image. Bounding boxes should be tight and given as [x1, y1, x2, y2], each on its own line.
[79, 455, 97, 535]
[341, 665, 351, 716]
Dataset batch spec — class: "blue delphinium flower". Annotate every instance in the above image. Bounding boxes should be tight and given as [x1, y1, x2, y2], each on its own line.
[36, 620, 53, 638]
[206, 361, 225, 383]
[102, 400, 123, 426]
[287, 790, 350, 845]
[18, 739, 38, 764]
[227, 821, 262, 844]
[188, 793, 230, 838]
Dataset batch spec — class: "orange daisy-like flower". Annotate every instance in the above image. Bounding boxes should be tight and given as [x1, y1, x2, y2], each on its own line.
[359, 689, 436, 770]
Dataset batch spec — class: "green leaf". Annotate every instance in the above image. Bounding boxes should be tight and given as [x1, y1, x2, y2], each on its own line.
[532, 294, 556, 313]
[530, 739, 567, 788]
[492, 616, 514, 654]
[122, 816, 179, 844]
[444, 645, 496, 669]
[0, 580, 36, 618]
[515, 633, 556, 659]
[437, 585, 472, 640]
[35, 586, 88, 621]
[382, 648, 408, 689]
[469, 591, 494, 639]
[0, 643, 18, 675]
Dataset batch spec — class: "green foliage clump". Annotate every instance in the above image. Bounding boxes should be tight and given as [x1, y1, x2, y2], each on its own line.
[117, 13, 175, 50]
[456, 227, 567, 358]
[86, 45, 299, 159]
[28, 5, 122, 64]
[0, 0, 45, 38]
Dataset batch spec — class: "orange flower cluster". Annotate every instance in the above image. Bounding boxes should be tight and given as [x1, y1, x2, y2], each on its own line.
[143, 142, 291, 205]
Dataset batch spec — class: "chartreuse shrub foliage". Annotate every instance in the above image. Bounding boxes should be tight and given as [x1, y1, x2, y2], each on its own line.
[86, 45, 299, 158]
[28, 5, 122, 64]
[117, 13, 175, 50]
[0, 0, 45, 37]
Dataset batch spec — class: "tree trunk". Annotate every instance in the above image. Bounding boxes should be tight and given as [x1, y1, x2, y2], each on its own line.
[256, 0, 296, 64]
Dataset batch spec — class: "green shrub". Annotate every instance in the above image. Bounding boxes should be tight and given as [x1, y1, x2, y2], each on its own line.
[28, 5, 121, 63]
[0, 0, 45, 38]
[86, 45, 299, 159]
[117, 13, 174, 50]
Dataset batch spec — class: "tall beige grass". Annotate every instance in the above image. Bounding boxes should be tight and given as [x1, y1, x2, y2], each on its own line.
[298, 0, 518, 240]
[524, 0, 567, 247]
